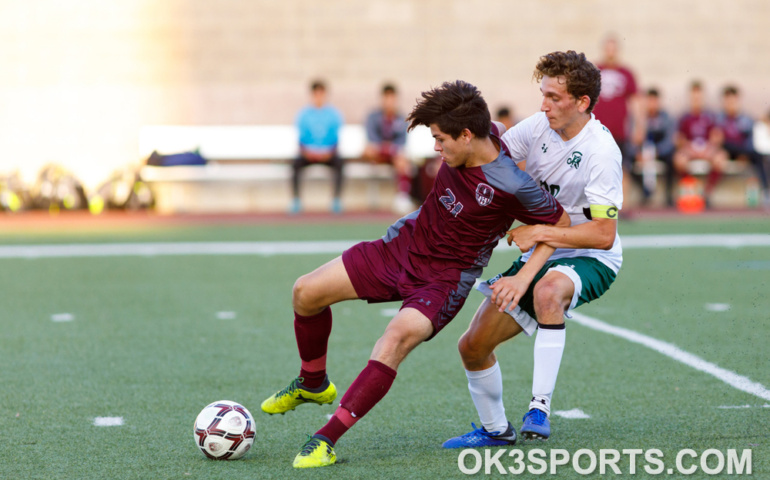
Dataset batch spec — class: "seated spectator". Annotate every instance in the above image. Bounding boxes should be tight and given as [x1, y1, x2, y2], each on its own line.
[754, 109, 770, 156]
[292, 80, 344, 214]
[673, 81, 728, 207]
[716, 85, 768, 203]
[495, 106, 516, 131]
[632, 88, 676, 206]
[754, 110, 770, 207]
[362, 84, 413, 214]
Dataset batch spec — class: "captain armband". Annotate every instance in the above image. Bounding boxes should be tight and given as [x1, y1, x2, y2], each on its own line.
[589, 204, 619, 219]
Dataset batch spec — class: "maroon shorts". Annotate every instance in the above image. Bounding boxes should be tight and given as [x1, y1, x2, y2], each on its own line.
[342, 238, 477, 340]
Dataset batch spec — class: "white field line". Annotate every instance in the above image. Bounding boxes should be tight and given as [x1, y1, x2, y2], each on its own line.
[553, 408, 591, 419]
[0, 234, 768, 259]
[93, 416, 124, 426]
[51, 313, 75, 322]
[570, 312, 770, 402]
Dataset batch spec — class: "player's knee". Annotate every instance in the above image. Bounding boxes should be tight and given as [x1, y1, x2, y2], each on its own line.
[533, 279, 570, 316]
[457, 333, 489, 369]
[292, 274, 322, 313]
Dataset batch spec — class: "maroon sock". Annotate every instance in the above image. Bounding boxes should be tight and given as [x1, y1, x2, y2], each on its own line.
[316, 360, 397, 445]
[294, 307, 332, 389]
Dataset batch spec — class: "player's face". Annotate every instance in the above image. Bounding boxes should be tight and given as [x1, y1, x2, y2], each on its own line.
[311, 87, 326, 107]
[540, 75, 589, 139]
[723, 93, 740, 116]
[646, 94, 660, 116]
[382, 91, 397, 114]
[689, 88, 704, 113]
[430, 124, 471, 168]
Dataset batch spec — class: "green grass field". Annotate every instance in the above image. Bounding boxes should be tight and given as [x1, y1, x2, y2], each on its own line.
[1, 216, 768, 479]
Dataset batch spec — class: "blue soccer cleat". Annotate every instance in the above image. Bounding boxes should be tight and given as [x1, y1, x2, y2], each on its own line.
[442, 422, 517, 449]
[520, 408, 550, 440]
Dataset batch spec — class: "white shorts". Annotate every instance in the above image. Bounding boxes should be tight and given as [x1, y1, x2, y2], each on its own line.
[475, 264, 582, 336]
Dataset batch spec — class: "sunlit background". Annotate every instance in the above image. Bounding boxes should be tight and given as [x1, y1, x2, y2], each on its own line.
[1, 0, 768, 191]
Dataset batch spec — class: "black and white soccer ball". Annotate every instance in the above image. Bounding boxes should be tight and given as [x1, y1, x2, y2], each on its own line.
[193, 400, 256, 460]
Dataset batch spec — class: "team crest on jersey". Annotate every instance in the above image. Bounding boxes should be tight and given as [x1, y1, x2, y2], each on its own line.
[475, 183, 494, 207]
[567, 151, 582, 169]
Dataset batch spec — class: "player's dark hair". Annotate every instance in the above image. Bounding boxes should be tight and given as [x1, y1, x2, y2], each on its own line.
[690, 80, 703, 92]
[406, 80, 491, 139]
[723, 85, 739, 96]
[382, 83, 397, 95]
[497, 107, 511, 118]
[534, 51, 602, 113]
[310, 80, 326, 92]
[647, 87, 660, 97]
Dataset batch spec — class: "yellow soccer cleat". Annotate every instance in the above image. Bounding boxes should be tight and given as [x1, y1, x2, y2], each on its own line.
[260, 376, 337, 415]
[293, 436, 336, 468]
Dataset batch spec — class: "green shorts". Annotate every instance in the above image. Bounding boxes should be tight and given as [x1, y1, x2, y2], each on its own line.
[477, 256, 617, 335]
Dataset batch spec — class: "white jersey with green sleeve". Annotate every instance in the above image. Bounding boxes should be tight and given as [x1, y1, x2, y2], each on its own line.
[501, 112, 623, 273]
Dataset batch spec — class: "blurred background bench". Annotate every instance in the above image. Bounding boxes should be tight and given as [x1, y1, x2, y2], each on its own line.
[139, 124, 436, 213]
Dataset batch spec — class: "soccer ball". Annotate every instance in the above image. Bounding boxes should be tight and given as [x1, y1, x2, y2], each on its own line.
[193, 400, 256, 460]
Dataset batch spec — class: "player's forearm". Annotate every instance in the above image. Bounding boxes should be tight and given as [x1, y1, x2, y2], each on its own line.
[516, 241, 557, 282]
[532, 219, 616, 250]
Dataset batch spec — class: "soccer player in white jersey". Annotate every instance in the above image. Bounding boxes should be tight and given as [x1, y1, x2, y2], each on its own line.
[443, 50, 623, 447]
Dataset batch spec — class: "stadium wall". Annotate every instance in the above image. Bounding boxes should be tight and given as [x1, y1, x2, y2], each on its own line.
[0, 0, 768, 190]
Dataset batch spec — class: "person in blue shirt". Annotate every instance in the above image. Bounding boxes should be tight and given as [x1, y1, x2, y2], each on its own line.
[716, 85, 768, 199]
[630, 88, 677, 207]
[292, 80, 344, 214]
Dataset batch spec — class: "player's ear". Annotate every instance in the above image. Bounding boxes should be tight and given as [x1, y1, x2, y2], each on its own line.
[577, 95, 591, 114]
[460, 128, 473, 143]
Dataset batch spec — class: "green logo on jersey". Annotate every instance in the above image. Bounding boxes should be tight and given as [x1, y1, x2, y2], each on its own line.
[567, 151, 582, 169]
[540, 180, 560, 197]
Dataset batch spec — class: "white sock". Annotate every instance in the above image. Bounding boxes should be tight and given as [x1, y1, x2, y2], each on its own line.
[466, 361, 509, 435]
[529, 326, 566, 416]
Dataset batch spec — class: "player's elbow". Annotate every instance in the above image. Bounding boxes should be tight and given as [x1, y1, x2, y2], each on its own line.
[596, 231, 616, 250]
[556, 210, 571, 228]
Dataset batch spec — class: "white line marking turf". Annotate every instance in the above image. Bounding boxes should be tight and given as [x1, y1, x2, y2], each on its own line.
[717, 404, 770, 409]
[705, 303, 731, 312]
[0, 234, 768, 259]
[93, 417, 124, 426]
[51, 313, 74, 322]
[553, 408, 591, 419]
[380, 308, 400, 317]
[216, 311, 237, 320]
[570, 312, 770, 402]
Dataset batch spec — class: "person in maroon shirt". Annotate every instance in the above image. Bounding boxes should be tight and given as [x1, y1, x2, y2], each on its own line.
[592, 34, 645, 204]
[674, 81, 729, 206]
[260, 80, 569, 468]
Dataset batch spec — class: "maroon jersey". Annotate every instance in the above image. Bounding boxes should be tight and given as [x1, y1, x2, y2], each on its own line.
[679, 110, 717, 142]
[593, 65, 637, 142]
[381, 146, 563, 281]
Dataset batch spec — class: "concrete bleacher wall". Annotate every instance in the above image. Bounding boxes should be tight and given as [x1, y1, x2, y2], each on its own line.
[0, 0, 768, 197]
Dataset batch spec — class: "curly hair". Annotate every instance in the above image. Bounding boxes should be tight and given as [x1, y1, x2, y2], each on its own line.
[534, 51, 602, 113]
[406, 80, 491, 139]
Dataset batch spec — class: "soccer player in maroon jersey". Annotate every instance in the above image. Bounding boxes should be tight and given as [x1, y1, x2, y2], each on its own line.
[260, 80, 568, 468]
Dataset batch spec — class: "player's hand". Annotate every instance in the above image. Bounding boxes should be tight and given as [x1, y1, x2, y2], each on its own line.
[507, 225, 539, 251]
[490, 275, 530, 313]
